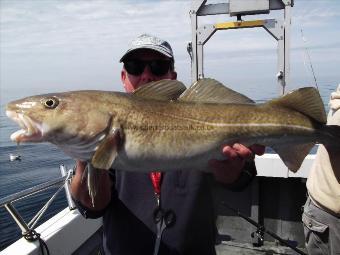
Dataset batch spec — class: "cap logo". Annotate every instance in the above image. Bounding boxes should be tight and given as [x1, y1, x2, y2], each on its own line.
[132, 35, 163, 47]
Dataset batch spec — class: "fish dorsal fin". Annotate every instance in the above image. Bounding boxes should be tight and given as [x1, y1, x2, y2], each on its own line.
[133, 80, 186, 101]
[266, 87, 327, 123]
[179, 78, 255, 104]
[272, 143, 314, 172]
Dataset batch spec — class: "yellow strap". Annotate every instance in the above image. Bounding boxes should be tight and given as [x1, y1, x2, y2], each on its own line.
[215, 20, 265, 29]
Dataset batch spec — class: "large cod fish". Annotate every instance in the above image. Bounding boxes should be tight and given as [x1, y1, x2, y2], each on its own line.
[6, 79, 340, 202]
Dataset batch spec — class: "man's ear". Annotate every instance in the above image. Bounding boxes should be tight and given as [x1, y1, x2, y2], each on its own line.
[171, 71, 177, 80]
[121, 69, 126, 83]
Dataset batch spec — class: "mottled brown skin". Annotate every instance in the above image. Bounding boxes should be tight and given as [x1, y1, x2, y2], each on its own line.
[118, 94, 320, 159]
[7, 90, 321, 166]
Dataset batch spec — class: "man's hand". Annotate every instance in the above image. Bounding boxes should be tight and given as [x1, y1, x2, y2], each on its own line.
[209, 144, 265, 184]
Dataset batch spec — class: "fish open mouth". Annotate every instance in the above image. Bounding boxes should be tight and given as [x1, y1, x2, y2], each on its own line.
[6, 111, 43, 143]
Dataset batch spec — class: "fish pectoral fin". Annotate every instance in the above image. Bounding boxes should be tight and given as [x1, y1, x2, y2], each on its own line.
[91, 126, 122, 170]
[82, 163, 106, 207]
[133, 80, 186, 101]
[179, 78, 255, 104]
[272, 143, 314, 172]
[265, 87, 327, 123]
[85, 163, 101, 207]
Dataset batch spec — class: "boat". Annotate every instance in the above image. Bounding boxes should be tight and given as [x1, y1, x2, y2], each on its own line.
[0, 1, 313, 254]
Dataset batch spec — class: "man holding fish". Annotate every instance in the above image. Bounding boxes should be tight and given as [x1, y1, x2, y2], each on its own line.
[70, 34, 265, 255]
[7, 63, 338, 176]
[7, 33, 340, 254]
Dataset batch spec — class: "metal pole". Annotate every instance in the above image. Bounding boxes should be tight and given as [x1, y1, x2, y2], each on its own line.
[4, 203, 30, 234]
[0, 176, 66, 207]
[190, 8, 198, 82]
[60, 164, 76, 210]
[283, 2, 291, 94]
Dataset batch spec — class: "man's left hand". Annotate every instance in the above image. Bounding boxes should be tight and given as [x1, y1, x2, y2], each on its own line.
[209, 144, 265, 184]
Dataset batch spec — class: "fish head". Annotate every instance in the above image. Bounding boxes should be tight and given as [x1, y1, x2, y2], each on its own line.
[5, 92, 113, 156]
[6, 94, 65, 143]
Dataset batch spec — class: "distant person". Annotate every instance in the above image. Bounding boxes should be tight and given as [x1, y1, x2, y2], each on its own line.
[302, 85, 340, 255]
[71, 34, 265, 255]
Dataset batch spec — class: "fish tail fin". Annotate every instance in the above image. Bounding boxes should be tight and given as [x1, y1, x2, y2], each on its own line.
[319, 125, 340, 147]
[273, 125, 340, 172]
[266, 87, 327, 123]
[267, 87, 340, 171]
[272, 143, 315, 172]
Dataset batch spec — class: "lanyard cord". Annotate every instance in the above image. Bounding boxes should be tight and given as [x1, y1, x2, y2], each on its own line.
[149, 171, 163, 206]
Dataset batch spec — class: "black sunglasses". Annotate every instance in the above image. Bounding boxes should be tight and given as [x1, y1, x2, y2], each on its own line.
[124, 59, 172, 76]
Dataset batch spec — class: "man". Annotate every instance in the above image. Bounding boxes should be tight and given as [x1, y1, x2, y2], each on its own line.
[71, 34, 264, 255]
[302, 85, 340, 255]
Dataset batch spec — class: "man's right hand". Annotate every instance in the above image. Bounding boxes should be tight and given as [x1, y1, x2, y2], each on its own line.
[70, 160, 113, 211]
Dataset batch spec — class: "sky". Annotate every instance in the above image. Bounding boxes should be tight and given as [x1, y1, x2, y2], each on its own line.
[1, 0, 340, 104]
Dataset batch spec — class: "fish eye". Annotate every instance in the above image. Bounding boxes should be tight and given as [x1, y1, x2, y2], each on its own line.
[42, 97, 59, 109]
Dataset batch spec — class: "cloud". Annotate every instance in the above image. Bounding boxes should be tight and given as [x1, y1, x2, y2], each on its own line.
[1, 1, 191, 54]
[0, 0, 339, 95]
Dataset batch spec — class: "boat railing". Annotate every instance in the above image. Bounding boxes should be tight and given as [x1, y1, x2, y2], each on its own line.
[0, 164, 75, 238]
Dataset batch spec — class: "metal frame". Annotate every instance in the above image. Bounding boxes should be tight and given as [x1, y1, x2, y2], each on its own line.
[0, 165, 74, 235]
[189, 0, 293, 95]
